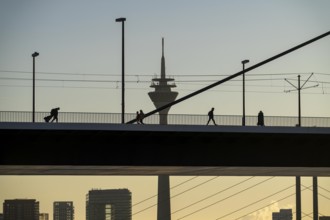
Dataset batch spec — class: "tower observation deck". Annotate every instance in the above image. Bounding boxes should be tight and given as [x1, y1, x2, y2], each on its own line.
[148, 38, 178, 125]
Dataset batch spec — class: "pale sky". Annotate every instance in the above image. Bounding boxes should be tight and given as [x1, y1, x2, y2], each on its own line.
[0, 1, 330, 220]
[0, 0, 329, 117]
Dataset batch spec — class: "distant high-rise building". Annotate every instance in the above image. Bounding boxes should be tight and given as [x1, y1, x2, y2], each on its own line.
[3, 199, 39, 220]
[53, 202, 74, 220]
[39, 213, 49, 220]
[320, 217, 330, 220]
[272, 209, 293, 220]
[86, 189, 131, 220]
[0, 213, 3, 220]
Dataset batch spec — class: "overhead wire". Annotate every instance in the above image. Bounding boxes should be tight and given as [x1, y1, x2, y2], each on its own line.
[1, 71, 329, 94]
[1, 76, 329, 87]
[2, 71, 330, 81]
[0, 69, 327, 77]
[1, 84, 328, 95]
[1, 70, 330, 77]
[0, 76, 315, 83]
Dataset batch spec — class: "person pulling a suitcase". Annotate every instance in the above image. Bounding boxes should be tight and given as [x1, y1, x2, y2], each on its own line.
[44, 107, 60, 123]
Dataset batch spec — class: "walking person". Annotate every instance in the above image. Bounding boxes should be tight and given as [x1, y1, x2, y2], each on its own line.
[257, 110, 264, 126]
[44, 107, 60, 123]
[50, 107, 60, 122]
[139, 110, 145, 124]
[206, 107, 217, 125]
[136, 111, 141, 124]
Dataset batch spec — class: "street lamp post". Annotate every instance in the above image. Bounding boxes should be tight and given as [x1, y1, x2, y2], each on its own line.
[116, 17, 126, 124]
[241, 59, 249, 126]
[32, 52, 39, 123]
[298, 75, 301, 127]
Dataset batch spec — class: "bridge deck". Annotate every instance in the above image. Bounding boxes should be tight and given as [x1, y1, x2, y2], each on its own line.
[1, 122, 330, 176]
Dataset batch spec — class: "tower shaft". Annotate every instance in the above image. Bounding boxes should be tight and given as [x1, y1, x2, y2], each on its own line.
[148, 38, 177, 220]
[157, 175, 171, 220]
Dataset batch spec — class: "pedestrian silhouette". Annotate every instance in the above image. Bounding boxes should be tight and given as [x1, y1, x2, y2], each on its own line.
[139, 110, 145, 124]
[136, 111, 141, 124]
[44, 107, 60, 123]
[257, 110, 264, 126]
[206, 107, 217, 125]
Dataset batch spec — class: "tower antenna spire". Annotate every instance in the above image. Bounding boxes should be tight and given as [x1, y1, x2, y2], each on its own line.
[162, 37, 164, 57]
[161, 38, 166, 80]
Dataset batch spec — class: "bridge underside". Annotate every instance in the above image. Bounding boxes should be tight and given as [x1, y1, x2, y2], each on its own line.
[1, 123, 329, 176]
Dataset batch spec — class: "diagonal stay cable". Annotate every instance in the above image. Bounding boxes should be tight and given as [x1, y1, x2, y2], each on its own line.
[165, 176, 220, 202]
[176, 177, 275, 220]
[215, 184, 295, 220]
[294, 211, 326, 219]
[132, 176, 219, 216]
[233, 185, 312, 220]
[302, 212, 313, 219]
[302, 184, 330, 201]
[133, 176, 198, 207]
[127, 31, 330, 124]
[319, 185, 330, 194]
[172, 176, 254, 215]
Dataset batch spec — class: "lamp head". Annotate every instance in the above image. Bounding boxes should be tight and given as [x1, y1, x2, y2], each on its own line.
[115, 17, 126, 22]
[32, 52, 39, 57]
[242, 59, 249, 65]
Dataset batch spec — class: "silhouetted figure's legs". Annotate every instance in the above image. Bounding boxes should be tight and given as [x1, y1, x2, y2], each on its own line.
[207, 117, 217, 125]
[212, 118, 217, 125]
[51, 116, 58, 122]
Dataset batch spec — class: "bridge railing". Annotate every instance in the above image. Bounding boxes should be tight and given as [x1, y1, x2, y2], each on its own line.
[0, 111, 329, 127]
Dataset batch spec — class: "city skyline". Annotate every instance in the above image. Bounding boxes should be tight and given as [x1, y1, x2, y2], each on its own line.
[1, 176, 330, 220]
